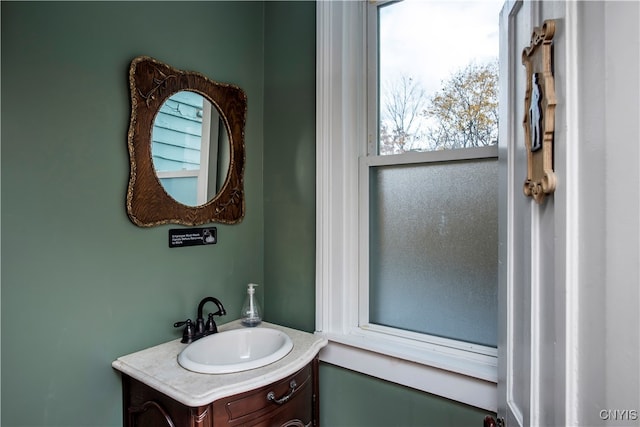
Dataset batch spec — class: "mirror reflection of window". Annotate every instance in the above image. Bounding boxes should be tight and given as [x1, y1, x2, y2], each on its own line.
[152, 91, 227, 206]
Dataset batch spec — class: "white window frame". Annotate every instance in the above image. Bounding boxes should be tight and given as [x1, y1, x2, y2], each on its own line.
[315, 0, 498, 412]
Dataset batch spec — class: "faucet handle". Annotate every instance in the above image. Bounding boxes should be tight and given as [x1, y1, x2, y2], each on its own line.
[174, 319, 195, 344]
[204, 313, 218, 334]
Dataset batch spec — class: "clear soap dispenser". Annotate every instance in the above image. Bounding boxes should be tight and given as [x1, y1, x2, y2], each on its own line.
[241, 283, 262, 327]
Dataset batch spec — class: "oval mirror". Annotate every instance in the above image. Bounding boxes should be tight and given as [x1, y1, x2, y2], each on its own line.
[151, 91, 230, 207]
[126, 56, 246, 227]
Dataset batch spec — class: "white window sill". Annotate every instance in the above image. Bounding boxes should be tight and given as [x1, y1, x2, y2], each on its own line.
[316, 331, 497, 412]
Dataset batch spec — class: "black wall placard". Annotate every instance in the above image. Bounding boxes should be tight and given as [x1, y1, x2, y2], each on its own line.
[169, 227, 217, 248]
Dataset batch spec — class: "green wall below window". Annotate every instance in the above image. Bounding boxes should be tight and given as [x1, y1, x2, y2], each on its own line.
[320, 363, 488, 427]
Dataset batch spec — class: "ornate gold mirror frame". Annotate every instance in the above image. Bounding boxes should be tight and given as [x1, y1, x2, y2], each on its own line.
[126, 56, 246, 226]
[522, 20, 557, 204]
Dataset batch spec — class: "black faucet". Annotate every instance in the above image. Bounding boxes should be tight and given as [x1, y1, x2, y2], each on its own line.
[174, 297, 226, 344]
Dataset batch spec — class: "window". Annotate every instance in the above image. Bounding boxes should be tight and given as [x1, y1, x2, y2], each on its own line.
[316, 0, 501, 411]
[365, 0, 499, 348]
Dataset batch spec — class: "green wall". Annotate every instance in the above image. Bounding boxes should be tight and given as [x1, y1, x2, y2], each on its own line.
[1, 2, 265, 425]
[321, 364, 488, 427]
[263, 1, 317, 333]
[2, 1, 488, 426]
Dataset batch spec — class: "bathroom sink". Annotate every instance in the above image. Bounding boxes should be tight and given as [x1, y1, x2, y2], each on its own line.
[177, 327, 293, 374]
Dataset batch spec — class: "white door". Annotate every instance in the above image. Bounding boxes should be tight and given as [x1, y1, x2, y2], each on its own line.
[497, 1, 571, 426]
[496, 1, 640, 426]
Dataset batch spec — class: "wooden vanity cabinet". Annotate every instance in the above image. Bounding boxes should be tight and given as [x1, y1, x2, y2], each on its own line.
[122, 357, 319, 427]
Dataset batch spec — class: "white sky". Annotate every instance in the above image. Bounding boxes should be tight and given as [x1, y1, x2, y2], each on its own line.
[380, 0, 503, 96]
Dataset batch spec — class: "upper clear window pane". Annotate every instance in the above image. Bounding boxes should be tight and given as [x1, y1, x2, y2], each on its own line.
[378, 0, 502, 155]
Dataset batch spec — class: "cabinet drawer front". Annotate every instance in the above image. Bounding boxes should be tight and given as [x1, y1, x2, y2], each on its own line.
[214, 364, 312, 425]
[240, 384, 313, 427]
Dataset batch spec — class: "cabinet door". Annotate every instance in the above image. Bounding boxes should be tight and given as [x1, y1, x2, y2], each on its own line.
[123, 375, 213, 427]
[127, 400, 176, 427]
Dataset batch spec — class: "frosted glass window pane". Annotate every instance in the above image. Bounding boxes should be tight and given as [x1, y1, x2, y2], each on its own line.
[369, 158, 497, 347]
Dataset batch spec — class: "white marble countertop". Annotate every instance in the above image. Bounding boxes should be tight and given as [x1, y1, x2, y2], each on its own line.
[112, 320, 328, 407]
